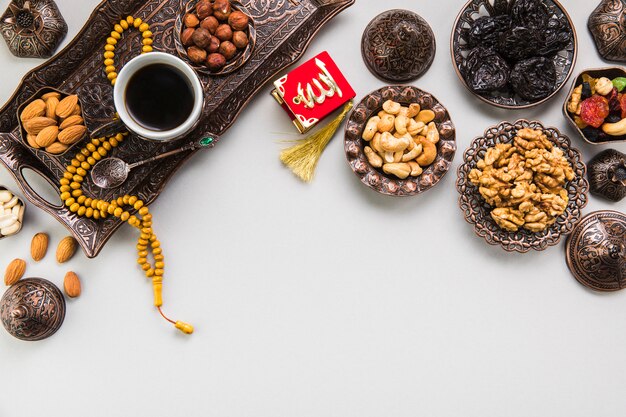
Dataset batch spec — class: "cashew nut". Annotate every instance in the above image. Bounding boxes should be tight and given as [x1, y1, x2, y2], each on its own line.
[407, 161, 423, 176]
[364, 146, 383, 168]
[407, 119, 425, 136]
[402, 144, 422, 162]
[415, 137, 437, 166]
[416, 109, 435, 124]
[362, 116, 380, 141]
[398, 106, 409, 117]
[407, 103, 421, 118]
[595, 77, 613, 96]
[394, 115, 409, 135]
[426, 122, 440, 144]
[382, 100, 401, 115]
[383, 163, 411, 179]
[602, 118, 626, 136]
[380, 132, 410, 152]
[371, 132, 384, 154]
[377, 114, 395, 132]
[393, 150, 404, 163]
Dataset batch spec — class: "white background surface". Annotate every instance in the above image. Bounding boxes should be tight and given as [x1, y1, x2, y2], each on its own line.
[1, 0, 626, 416]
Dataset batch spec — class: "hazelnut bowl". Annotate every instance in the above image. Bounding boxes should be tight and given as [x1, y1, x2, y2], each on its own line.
[174, 0, 256, 76]
[16, 87, 88, 157]
[344, 85, 456, 197]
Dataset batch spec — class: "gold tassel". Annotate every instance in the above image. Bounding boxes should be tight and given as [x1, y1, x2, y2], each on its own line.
[280, 100, 353, 182]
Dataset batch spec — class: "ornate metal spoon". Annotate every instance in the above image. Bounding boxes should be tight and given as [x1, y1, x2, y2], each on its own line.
[91, 136, 216, 189]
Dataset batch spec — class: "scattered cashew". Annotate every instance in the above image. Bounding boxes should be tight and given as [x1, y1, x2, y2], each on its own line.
[382, 100, 401, 115]
[362, 116, 380, 141]
[383, 163, 411, 179]
[364, 146, 383, 168]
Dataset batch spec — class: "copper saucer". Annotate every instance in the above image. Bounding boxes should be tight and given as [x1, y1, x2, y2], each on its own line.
[566, 210, 626, 292]
[361, 9, 436, 83]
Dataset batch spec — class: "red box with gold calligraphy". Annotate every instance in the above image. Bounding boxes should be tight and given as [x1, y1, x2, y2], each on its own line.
[271, 51, 355, 133]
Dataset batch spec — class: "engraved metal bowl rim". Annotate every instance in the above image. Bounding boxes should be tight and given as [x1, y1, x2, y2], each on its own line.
[16, 86, 87, 157]
[174, 0, 257, 77]
[565, 210, 626, 292]
[562, 66, 626, 145]
[456, 119, 589, 253]
[450, 0, 579, 110]
[344, 85, 456, 197]
[360, 8, 436, 83]
[0, 184, 25, 240]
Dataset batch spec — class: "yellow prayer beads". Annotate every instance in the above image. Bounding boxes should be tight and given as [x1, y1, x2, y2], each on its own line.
[58, 133, 192, 335]
[103, 16, 154, 86]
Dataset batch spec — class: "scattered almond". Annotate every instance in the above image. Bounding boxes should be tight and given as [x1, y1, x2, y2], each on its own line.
[55, 95, 79, 119]
[59, 115, 83, 130]
[35, 125, 59, 147]
[63, 271, 81, 298]
[45, 142, 69, 155]
[30, 232, 49, 261]
[20, 99, 46, 121]
[23, 116, 56, 135]
[45, 96, 59, 119]
[57, 124, 86, 145]
[4, 258, 26, 286]
[56, 236, 77, 263]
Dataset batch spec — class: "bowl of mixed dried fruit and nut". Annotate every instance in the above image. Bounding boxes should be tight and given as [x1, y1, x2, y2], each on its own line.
[564, 67, 626, 145]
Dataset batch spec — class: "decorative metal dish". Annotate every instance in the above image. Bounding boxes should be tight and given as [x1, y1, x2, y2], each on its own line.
[344, 85, 456, 197]
[360, 9, 436, 83]
[457, 119, 589, 253]
[565, 210, 626, 292]
[588, 0, 626, 63]
[0, 0, 354, 258]
[173, 0, 256, 76]
[563, 67, 626, 145]
[0, 185, 25, 240]
[450, 0, 577, 109]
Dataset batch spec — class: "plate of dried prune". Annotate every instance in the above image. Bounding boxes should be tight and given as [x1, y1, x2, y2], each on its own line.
[451, 0, 577, 109]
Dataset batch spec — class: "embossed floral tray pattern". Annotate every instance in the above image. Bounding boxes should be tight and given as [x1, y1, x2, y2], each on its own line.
[0, 0, 354, 257]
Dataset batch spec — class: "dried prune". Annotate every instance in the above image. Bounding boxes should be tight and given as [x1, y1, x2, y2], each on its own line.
[468, 15, 512, 48]
[582, 127, 610, 143]
[511, 0, 549, 29]
[619, 94, 626, 118]
[509, 57, 556, 101]
[581, 82, 592, 100]
[537, 17, 572, 57]
[462, 47, 510, 93]
[498, 26, 541, 61]
[581, 96, 610, 128]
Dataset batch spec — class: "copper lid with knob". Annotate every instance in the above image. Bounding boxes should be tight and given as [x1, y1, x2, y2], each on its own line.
[1, 278, 65, 341]
[566, 211, 626, 292]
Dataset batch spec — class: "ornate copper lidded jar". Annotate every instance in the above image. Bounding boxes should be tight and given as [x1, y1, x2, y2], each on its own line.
[588, 0, 626, 62]
[1, 278, 66, 341]
[1, 0, 67, 58]
[588, 149, 626, 202]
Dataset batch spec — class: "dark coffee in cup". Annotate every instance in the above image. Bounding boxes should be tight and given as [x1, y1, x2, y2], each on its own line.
[125, 63, 195, 132]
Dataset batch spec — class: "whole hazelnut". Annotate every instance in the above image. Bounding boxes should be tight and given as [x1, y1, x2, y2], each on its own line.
[207, 36, 221, 53]
[187, 46, 207, 64]
[219, 41, 237, 60]
[192, 27, 212, 49]
[228, 11, 249, 31]
[206, 53, 226, 71]
[196, 0, 213, 19]
[215, 24, 232, 41]
[200, 16, 219, 34]
[181, 28, 196, 46]
[184, 12, 200, 28]
[232, 30, 248, 49]
[213, 0, 231, 21]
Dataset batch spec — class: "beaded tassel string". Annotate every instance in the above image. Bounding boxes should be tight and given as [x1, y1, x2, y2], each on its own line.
[59, 133, 193, 334]
[104, 15, 154, 86]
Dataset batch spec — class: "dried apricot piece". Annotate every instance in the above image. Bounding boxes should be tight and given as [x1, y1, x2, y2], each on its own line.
[580, 95, 609, 128]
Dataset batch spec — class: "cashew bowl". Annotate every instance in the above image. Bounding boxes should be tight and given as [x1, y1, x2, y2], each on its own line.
[344, 85, 456, 197]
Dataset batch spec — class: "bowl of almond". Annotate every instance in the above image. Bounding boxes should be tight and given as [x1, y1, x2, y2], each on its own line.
[17, 88, 87, 156]
[344, 85, 456, 196]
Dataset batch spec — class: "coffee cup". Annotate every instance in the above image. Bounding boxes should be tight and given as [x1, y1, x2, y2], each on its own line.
[94, 52, 203, 141]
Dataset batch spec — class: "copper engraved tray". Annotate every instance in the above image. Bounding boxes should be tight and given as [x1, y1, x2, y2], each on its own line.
[0, 0, 354, 257]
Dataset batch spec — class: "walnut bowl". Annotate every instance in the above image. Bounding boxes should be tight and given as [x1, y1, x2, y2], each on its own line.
[562, 67, 626, 145]
[456, 119, 589, 253]
[344, 85, 456, 197]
